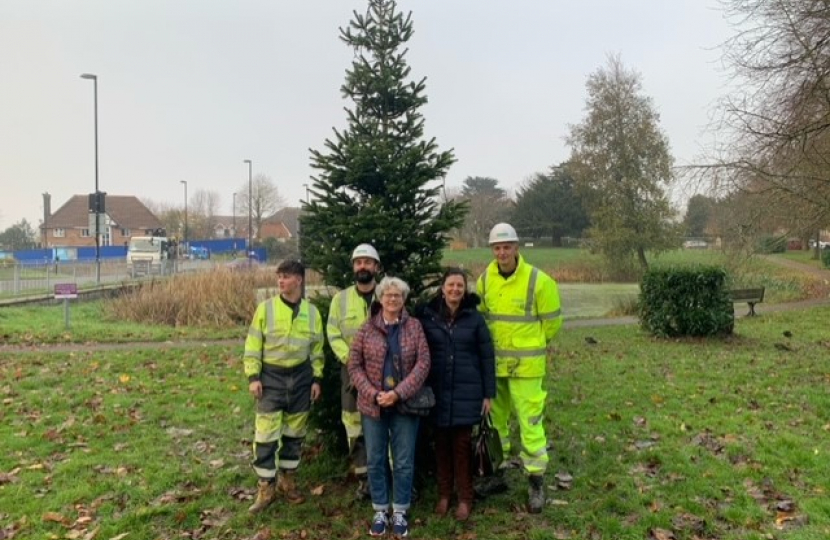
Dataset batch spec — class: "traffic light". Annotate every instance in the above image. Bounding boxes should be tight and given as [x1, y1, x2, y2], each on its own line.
[88, 191, 107, 213]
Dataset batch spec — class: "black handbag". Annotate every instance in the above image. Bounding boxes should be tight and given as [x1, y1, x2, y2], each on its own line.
[393, 354, 435, 417]
[473, 414, 504, 477]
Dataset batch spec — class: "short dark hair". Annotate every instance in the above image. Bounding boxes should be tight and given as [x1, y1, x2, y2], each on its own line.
[277, 259, 305, 277]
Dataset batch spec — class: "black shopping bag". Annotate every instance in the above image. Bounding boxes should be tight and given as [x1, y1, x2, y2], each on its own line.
[473, 414, 503, 477]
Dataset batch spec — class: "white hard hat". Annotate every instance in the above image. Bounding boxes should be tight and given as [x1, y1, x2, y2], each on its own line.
[488, 223, 519, 245]
[351, 243, 380, 263]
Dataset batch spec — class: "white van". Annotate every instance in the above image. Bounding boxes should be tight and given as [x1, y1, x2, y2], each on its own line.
[127, 236, 169, 276]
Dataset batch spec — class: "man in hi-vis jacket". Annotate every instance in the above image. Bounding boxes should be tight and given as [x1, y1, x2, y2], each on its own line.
[244, 260, 324, 513]
[476, 223, 562, 514]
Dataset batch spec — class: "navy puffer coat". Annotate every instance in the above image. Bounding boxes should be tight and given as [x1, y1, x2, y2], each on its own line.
[416, 293, 496, 427]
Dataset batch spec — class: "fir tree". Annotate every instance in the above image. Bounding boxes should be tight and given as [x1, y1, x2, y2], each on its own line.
[301, 0, 466, 296]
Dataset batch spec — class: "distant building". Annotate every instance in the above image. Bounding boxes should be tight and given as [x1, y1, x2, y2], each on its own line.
[210, 216, 238, 239]
[40, 193, 163, 248]
[260, 207, 302, 241]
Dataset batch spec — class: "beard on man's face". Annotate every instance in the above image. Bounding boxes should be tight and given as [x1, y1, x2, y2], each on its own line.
[354, 269, 376, 284]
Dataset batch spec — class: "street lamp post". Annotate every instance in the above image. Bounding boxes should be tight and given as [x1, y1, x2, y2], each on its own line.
[243, 159, 252, 264]
[303, 183, 310, 203]
[180, 180, 188, 255]
[80, 73, 100, 284]
[232, 192, 237, 238]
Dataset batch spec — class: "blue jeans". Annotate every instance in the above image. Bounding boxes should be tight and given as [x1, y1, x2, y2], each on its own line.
[362, 410, 420, 513]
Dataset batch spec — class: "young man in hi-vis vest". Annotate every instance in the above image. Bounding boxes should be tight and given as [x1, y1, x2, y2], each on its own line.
[244, 260, 324, 513]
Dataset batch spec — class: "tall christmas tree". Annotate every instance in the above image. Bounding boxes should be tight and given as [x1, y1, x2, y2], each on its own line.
[301, 0, 466, 296]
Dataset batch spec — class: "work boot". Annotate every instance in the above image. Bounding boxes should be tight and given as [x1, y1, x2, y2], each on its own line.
[277, 471, 305, 504]
[248, 480, 276, 514]
[527, 475, 545, 514]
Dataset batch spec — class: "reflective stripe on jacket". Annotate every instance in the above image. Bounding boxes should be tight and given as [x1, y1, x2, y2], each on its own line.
[244, 296, 324, 380]
[476, 254, 562, 377]
[327, 285, 371, 364]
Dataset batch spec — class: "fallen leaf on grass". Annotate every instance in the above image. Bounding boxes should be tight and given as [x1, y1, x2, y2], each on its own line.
[249, 529, 271, 540]
[108, 533, 129, 540]
[671, 513, 706, 534]
[208, 459, 224, 469]
[0, 468, 20, 485]
[554, 471, 573, 490]
[648, 528, 676, 540]
[118, 375, 131, 384]
[42, 512, 68, 525]
[165, 427, 194, 438]
[228, 486, 255, 501]
[310, 485, 325, 496]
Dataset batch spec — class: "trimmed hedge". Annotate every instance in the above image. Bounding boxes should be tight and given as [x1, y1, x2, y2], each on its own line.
[640, 266, 734, 337]
[822, 247, 830, 268]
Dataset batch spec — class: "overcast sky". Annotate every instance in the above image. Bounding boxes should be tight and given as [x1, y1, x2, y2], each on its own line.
[0, 0, 733, 231]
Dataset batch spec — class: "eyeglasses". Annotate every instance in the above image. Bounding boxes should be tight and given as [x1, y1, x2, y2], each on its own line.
[382, 293, 403, 299]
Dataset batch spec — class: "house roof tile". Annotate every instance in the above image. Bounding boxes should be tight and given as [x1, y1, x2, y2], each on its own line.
[43, 195, 163, 230]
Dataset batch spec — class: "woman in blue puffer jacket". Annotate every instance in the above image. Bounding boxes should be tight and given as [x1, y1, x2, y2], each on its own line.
[416, 267, 496, 521]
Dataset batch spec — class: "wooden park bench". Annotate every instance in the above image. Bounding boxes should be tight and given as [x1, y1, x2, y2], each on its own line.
[730, 287, 765, 316]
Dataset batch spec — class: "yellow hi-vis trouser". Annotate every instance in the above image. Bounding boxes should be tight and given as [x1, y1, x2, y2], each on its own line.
[490, 377, 549, 475]
[251, 363, 312, 479]
[253, 410, 309, 478]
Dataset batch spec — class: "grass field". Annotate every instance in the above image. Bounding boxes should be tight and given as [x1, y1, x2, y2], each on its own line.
[444, 247, 828, 303]
[0, 302, 241, 345]
[2, 306, 829, 539]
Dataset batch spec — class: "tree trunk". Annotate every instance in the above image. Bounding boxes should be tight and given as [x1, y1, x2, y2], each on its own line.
[637, 246, 649, 270]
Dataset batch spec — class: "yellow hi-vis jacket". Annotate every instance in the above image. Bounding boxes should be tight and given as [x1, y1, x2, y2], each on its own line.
[244, 296, 324, 380]
[476, 254, 562, 378]
[327, 285, 371, 365]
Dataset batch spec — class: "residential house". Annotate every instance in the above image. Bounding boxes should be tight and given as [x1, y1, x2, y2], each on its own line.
[41, 193, 163, 248]
[210, 216, 238, 239]
[260, 207, 302, 241]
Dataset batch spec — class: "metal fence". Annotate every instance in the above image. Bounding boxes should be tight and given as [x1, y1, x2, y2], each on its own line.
[0, 259, 217, 298]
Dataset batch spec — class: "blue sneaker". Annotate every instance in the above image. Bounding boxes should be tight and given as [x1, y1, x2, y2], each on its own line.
[391, 512, 409, 537]
[369, 510, 387, 536]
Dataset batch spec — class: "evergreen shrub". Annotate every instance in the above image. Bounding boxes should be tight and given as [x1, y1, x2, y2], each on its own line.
[307, 294, 348, 454]
[639, 266, 734, 337]
[822, 247, 830, 268]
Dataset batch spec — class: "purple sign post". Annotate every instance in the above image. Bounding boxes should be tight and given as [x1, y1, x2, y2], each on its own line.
[54, 283, 78, 330]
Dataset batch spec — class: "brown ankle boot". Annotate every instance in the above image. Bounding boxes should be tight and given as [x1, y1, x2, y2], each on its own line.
[248, 480, 276, 513]
[455, 500, 472, 521]
[277, 471, 305, 504]
[434, 497, 450, 516]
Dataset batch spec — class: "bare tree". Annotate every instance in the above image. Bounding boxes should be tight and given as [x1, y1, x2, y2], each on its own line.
[141, 198, 182, 239]
[237, 174, 285, 240]
[700, 0, 830, 253]
[190, 189, 222, 239]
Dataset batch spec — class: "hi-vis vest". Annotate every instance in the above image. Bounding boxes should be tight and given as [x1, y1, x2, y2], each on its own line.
[327, 285, 371, 364]
[244, 296, 324, 379]
[476, 254, 562, 378]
